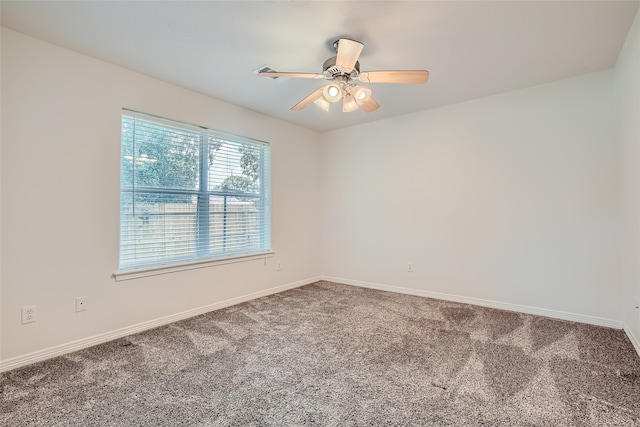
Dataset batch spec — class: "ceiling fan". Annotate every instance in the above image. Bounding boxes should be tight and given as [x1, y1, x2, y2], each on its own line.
[257, 38, 429, 113]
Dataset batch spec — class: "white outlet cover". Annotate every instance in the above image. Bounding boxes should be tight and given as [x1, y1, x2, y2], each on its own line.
[21, 305, 37, 324]
[76, 296, 87, 312]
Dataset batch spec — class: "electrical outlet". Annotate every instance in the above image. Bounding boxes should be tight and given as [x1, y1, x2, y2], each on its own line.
[21, 305, 37, 324]
[76, 296, 87, 312]
[407, 262, 413, 273]
[277, 261, 282, 271]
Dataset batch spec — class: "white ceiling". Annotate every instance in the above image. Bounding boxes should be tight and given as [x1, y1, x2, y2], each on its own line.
[1, 1, 638, 132]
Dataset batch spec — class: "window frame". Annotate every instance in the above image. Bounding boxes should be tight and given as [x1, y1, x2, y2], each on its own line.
[114, 109, 273, 281]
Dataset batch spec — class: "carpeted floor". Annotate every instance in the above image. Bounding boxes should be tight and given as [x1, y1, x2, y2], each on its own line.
[1, 281, 640, 426]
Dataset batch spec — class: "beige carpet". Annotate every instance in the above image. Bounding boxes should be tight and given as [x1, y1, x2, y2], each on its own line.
[2, 281, 639, 426]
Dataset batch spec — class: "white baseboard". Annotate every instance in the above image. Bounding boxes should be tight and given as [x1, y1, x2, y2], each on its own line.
[322, 276, 624, 330]
[0, 276, 321, 373]
[624, 323, 640, 358]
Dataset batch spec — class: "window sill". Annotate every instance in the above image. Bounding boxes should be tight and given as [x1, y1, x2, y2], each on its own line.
[113, 251, 275, 282]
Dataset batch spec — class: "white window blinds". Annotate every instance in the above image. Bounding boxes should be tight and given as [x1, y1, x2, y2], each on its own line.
[119, 111, 271, 271]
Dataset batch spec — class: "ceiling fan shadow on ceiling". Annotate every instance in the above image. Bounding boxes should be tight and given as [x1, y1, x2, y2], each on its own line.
[256, 38, 429, 113]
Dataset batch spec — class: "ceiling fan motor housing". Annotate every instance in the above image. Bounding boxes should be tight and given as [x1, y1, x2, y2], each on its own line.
[323, 57, 360, 79]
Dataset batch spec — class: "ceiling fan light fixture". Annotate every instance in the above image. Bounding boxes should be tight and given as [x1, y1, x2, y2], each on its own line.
[342, 94, 359, 112]
[314, 96, 331, 112]
[323, 83, 343, 103]
[352, 85, 372, 105]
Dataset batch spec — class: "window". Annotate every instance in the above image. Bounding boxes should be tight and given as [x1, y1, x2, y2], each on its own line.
[118, 110, 271, 274]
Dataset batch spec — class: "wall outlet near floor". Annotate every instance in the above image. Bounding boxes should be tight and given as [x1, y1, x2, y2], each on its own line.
[277, 261, 282, 271]
[21, 305, 37, 324]
[76, 296, 87, 312]
[407, 262, 413, 273]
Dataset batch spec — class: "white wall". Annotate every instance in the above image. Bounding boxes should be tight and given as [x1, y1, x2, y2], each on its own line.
[0, 28, 322, 363]
[321, 70, 621, 321]
[616, 9, 640, 346]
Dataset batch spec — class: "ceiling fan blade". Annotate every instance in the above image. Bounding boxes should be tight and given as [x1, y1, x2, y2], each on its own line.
[258, 71, 325, 79]
[336, 38, 364, 70]
[291, 87, 325, 111]
[359, 70, 429, 84]
[360, 96, 380, 113]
